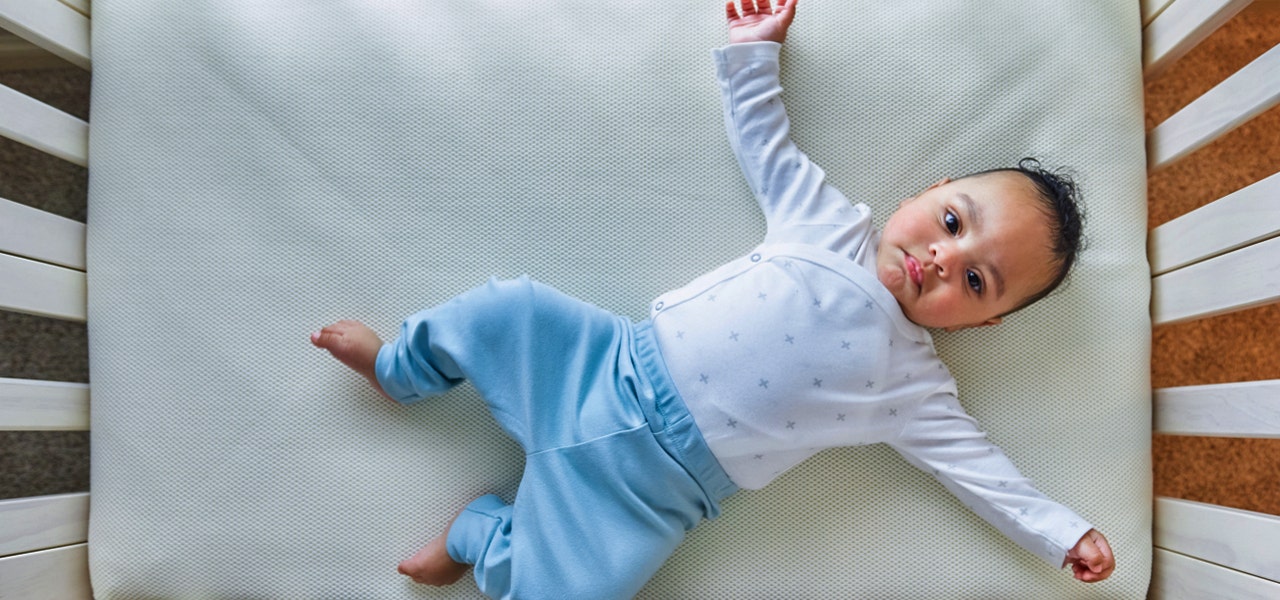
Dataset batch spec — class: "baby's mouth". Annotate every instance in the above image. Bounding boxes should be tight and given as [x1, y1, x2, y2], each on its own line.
[904, 253, 924, 290]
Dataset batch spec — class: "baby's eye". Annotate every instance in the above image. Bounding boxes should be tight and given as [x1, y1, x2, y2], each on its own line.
[944, 210, 960, 235]
[966, 270, 984, 294]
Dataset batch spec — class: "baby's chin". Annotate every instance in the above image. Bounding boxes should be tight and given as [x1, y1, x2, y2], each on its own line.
[876, 266, 947, 329]
[877, 266, 921, 320]
[876, 264, 910, 305]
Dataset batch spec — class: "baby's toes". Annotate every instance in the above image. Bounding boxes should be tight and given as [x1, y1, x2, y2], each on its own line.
[311, 321, 363, 352]
[309, 324, 344, 350]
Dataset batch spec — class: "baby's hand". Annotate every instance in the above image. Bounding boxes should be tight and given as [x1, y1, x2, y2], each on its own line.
[1065, 529, 1115, 583]
[725, 0, 798, 45]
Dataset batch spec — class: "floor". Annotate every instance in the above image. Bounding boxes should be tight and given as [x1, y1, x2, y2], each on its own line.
[2, 4, 1278, 516]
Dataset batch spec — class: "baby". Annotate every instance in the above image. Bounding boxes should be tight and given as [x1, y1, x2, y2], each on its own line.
[312, 0, 1116, 596]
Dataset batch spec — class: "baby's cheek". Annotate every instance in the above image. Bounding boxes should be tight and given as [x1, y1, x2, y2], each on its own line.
[919, 293, 967, 328]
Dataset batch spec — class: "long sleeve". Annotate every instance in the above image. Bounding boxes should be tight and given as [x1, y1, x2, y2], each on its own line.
[887, 392, 1094, 567]
[712, 42, 868, 256]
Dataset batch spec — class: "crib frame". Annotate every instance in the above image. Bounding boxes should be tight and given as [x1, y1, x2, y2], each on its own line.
[1, 0, 1277, 597]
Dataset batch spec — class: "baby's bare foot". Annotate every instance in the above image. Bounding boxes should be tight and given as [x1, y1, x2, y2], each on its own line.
[311, 320, 392, 400]
[397, 516, 471, 587]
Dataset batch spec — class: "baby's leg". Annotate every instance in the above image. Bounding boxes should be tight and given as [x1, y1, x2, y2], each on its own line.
[440, 435, 703, 598]
[310, 320, 392, 401]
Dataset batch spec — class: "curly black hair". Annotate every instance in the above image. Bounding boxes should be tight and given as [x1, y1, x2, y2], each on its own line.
[964, 158, 1086, 315]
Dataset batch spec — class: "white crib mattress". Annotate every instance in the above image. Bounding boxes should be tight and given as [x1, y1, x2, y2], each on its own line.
[86, 0, 1151, 597]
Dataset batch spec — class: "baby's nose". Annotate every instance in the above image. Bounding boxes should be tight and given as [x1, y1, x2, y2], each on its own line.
[928, 243, 956, 275]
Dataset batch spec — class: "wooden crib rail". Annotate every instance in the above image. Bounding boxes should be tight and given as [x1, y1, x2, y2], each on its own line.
[0, 493, 89, 598]
[0, 81, 88, 166]
[0, 253, 85, 321]
[1145, 0, 1280, 327]
[1153, 499, 1280, 598]
[0, 377, 89, 430]
[0, 0, 90, 327]
[1149, 171, 1280, 323]
[0, 196, 85, 271]
[1145, 0, 1280, 597]
[0, 0, 89, 322]
[1151, 226, 1280, 326]
[1142, 0, 1253, 76]
[1146, 42, 1280, 172]
[0, 194, 87, 322]
[1155, 380, 1280, 438]
[1148, 173, 1280, 276]
[0, 0, 90, 166]
[0, 493, 88, 557]
[0, 0, 92, 596]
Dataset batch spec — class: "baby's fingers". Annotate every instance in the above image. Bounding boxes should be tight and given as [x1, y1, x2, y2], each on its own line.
[1070, 530, 1115, 583]
[1074, 562, 1113, 583]
[1072, 561, 1098, 582]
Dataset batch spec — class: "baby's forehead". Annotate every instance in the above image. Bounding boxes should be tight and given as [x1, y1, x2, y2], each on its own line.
[962, 176, 1060, 276]
[965, 169, 1040, 197]
[965, 173, 1051, 221]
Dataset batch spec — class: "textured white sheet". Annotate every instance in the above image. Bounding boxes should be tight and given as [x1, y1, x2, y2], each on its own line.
[87, 0, 1151, 597]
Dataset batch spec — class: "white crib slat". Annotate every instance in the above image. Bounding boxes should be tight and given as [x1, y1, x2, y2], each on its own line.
[1151, 234, 1280, 326]
[55, 0, 90, 19]
[1147, 42, 1280, 172]
[0, 378, 89, 431]
[0, 83, 88, 167]
[0, 196, 85, 271]
[0, 493, 87, 558]
[0, 0, 90, 69]
[1149, 172, 1280, 275]
[1155, 497, 1280, 585]
[0, 543, 90, 600]
[1155, 380, 1280, 437]
[0, 253, 86, 322]
[1141, 0, 1179, 27]
[1152, 548, 1280, 599]
[1142, 0, 1252, 76]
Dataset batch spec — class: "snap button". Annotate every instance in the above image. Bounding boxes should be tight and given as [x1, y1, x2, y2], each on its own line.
[654, 301, 665, 311]
[750, 253, 761, 262]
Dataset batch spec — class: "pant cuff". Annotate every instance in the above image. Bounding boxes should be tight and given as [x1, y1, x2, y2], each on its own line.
[445, 494, 509, 565]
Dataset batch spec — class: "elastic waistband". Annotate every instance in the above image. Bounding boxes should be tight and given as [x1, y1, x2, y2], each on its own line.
[630, 319, 738, 514]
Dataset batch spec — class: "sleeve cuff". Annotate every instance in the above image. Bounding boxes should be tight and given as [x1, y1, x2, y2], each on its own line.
[711, 41, 781, 65]
[1055, 519, 1097, 568]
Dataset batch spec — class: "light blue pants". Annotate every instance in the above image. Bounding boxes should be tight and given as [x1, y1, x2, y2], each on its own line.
[375, 277, 737, 599]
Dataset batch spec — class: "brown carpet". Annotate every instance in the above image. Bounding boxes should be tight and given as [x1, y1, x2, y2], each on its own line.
[1146, 1, 1280, 517]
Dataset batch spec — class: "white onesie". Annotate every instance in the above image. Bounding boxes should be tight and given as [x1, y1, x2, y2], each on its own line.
[649, 41, 1092, 568]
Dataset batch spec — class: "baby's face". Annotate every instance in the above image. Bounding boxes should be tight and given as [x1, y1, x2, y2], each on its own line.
[875, 172, 1058, 331]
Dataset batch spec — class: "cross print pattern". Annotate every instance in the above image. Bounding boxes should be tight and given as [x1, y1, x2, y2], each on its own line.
[649, 250, 950, 490]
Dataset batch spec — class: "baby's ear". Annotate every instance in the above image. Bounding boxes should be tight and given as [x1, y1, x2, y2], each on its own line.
[944, 316, 1002, 333]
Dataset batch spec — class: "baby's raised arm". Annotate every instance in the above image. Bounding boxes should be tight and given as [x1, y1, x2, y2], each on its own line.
[715, 1, 867, 253]
[726, 0, 798, 45]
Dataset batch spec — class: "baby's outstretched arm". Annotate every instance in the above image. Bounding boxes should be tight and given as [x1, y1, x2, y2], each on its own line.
[726, 0, 798, 45]
[1065, 528, 1115, 583]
